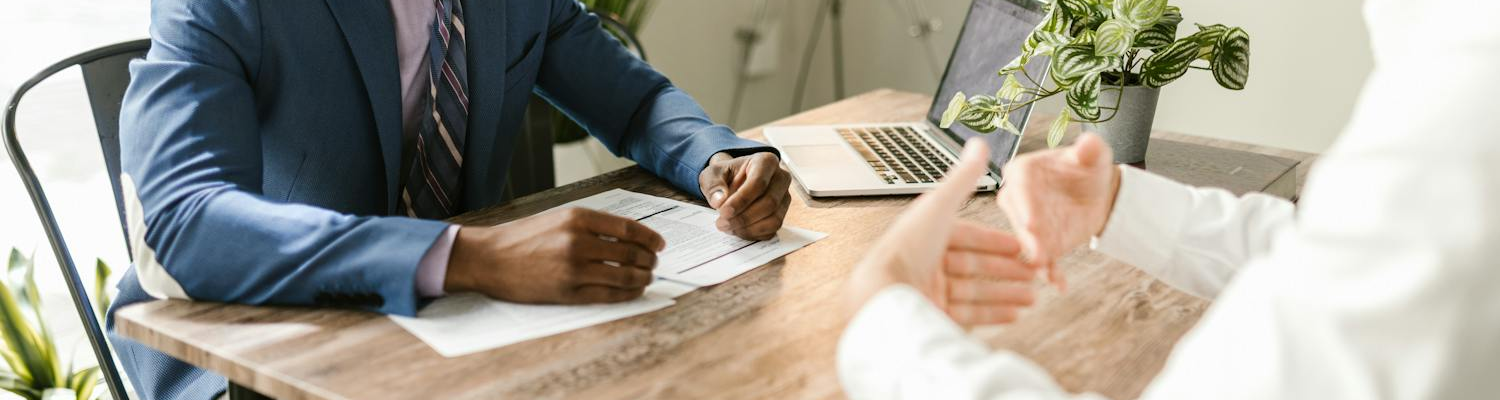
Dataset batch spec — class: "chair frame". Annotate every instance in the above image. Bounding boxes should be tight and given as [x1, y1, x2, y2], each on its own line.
[0, 11, 642, 400]
[3, 39, 151, 400]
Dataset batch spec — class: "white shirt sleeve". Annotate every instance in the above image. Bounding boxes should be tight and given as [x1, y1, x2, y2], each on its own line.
[1090, 167, 1295, 299]
[838, 2, 1500, 398]
[838, 285, 1110, 400]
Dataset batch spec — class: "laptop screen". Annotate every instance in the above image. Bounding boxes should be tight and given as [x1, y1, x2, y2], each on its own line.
[925, 0, 1047, 172]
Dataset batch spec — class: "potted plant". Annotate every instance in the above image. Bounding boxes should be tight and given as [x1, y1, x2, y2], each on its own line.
[940, 0, 1250, 163]
[1, 249, 111, 400]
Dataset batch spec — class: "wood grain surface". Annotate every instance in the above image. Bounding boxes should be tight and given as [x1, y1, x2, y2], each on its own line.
[115, 89, 1315, 400]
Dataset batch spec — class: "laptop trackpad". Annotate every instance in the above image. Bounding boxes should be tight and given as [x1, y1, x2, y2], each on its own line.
[785, 145, 853, 169]
[784, 145, 882, 188]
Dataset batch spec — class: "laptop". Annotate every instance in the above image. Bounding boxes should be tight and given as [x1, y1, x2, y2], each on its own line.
[764, 0, 1047, 197]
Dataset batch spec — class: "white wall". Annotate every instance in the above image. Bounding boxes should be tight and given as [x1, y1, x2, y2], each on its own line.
[641, 0, 1372, 153]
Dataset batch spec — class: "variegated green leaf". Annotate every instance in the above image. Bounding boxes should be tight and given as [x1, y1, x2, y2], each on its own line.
[958, 95, 1002, 133]
[0, 271, 55, 389]
[1037, 3, 1073, 35]
[1186, 24, 1229, 60]
[998, 112, 1022, 136]
[1049, 44, 1114, 87]
[0, 371, 41, 400]
[1084, 3, 1112, 29]
[1058, 0, 1092, 25]
[8, 250, 43, 332]
[1158, 6, 1183, 26]
[1131, 6, 1180, 50]
[997, 74, 1027, 102]
[1048, 110, 1073, 148]
[1113, 0, 1167, 26]
[1027, 31, 1071, 57]
[67, 367, 99, 400]
[1211, 27, 1251, 90]
[1069, 30, 1096, 46]
[94, 259, 112, 321]
[1000, 53, 1027, 75]
[1094, 20, 1137, 57]
[939, 92, 968, 129]
[1140, 38, 1197, 88]
[1066, 73, 1102, 121]
[0, 348, 30, 385]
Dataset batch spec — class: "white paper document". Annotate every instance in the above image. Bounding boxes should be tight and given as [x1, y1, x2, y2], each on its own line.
[391, 189, 826, 357]
[563, 189, 827, 286]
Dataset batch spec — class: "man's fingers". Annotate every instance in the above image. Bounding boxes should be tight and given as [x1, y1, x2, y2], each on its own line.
[720, 181, 785, 227]
[570, 285, 646, 304]
[576, 238, 658, 269]
[574, 263, 654, 290]
[574, 208, 667, 251]
[947, 278, 1036, 305]
[947, 304, 1021, 326]
[947, 221, 1022, 255]
[943, 250, 1035, 281]
[724, 196, 789, 240]
[720, 155, 778, 215]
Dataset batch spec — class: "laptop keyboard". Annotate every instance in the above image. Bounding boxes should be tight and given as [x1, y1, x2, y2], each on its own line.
[837, 126, 954, 185]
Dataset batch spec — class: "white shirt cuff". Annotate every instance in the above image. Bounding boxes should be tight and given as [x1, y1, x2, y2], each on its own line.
[1091, 166, 1194, 282]
[837, 285, 1088, 400]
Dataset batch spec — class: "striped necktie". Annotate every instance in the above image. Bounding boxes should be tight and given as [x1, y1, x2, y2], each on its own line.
[402, 0, 470, 219]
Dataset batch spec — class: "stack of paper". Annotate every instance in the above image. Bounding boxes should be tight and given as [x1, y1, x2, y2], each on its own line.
[391, 189, 826, 357]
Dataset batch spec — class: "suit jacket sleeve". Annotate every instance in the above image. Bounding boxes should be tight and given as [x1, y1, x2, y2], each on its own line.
[119, 0, 447, 317]
[532, 0, 774, 196]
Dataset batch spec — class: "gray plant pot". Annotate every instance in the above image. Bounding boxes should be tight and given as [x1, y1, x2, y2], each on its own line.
[1083, 85, 1160, 164]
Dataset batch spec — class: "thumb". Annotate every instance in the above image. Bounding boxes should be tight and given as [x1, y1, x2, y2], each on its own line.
[1071, 133, 1108, 168]
[703, 167, 732, 209]
[913, 139, 991, 215]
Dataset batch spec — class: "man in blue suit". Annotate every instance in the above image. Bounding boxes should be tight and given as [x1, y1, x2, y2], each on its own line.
[109, 0, 794, 398]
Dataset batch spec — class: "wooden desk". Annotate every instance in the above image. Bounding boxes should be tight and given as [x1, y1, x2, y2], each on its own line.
[116, 89, 1314, 400]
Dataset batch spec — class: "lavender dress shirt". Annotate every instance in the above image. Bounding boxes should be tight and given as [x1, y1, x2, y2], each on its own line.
[392, 0, 457, 298]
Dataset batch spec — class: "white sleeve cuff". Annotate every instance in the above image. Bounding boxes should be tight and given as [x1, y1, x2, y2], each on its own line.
[837, 285, 1099, 400]
[1091, 166, 1194, 281]
[838, 285, 959, 400]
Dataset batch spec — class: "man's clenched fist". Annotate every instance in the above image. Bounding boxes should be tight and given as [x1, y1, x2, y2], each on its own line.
[699, 152, 794, 240]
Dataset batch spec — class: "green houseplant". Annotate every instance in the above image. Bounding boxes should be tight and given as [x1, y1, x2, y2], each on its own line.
[940, 0, 1250, 163]
[1, 249, 111, 400]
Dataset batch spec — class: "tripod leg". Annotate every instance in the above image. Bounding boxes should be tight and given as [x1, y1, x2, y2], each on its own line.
[830, 0, 845, 100]
[791, 0, 833, 114]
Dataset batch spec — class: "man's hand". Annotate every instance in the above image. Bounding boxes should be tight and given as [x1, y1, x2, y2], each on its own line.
[846, 141, 1040, 326]
[996, 133, 1122, 290]
[699, 152, 794, 240]
[444, 208, 668, 304]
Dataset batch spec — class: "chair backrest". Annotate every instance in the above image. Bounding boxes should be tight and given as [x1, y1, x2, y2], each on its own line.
[3, 39, 151, 400]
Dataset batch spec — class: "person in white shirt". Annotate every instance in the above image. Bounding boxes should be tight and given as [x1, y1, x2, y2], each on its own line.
[836, 0, 1500, 398]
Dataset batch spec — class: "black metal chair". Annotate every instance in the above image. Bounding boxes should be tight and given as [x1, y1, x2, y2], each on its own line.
[1, 12, 643, 400]
[3, 39, 150, 400]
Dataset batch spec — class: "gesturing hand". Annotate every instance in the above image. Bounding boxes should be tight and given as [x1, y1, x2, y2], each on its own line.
[996, 133, 1121, 290]
[846, 140, 1040, 326]
[699, 151, 794, 240]
[445, 207, 668, 304]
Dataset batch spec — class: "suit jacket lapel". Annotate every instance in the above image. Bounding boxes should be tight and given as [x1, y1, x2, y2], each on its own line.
[461, 0, 507, 208]
[324, 0, 404, 214]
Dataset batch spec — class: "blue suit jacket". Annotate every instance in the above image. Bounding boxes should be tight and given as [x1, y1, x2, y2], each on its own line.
[108, 0, 770, 398]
